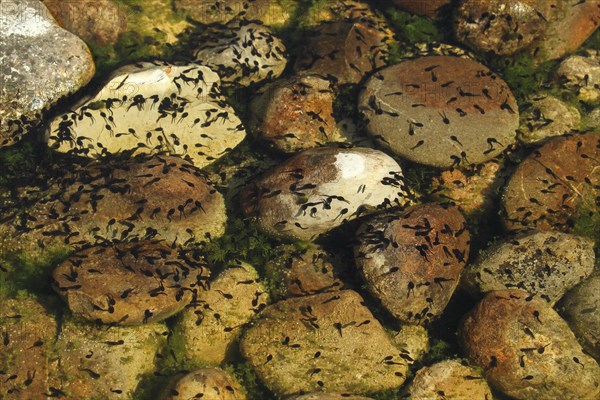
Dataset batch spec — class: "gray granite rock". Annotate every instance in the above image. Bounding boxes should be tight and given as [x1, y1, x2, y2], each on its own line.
[460, 290, 600, 400]
[559, 271, 600, 360]
[47, 62, 245, 168]
[463, 231, 596, 305]
[359, 56, 519, 168]
[240, 290, 408, 396]
[193, 21, 287, 87]
[0, 0, 95, 148]
[52, 241, 211, 325]
[355, 204, 470, 325]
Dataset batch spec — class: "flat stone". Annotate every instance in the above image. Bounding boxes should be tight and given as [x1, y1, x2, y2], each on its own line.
[518, 93, 581, 144]
[459, 290, 600, 400]
[174, 263, 268, 366]
[47, 62, 246, 168]
[52, 241, 211, 325]
[49, 316, 167, 399]
[555, 51, 600, 105]
[403, 360, 493, 400]
[294, 20, 392, 84]
[355, 203, 470, 325]
[250, 74, 343, 153]
[502, 132, 599, 233]
[0, 296, 57, 399]
[43, 0, 128, 46]
[0, 155, 227, 257]
[359, 56, 519, 168]
[0, 0, 95, 148]
[241, 146, 411, 241]
[454, 0, 550, 55]
[193, 21, 287, 87]
[265, 244, 345, 300]
[463, 231, 595, 305]
[559, 271, 600, 360]
[163, 368, 246, 400]
[240, 290, 408, 396]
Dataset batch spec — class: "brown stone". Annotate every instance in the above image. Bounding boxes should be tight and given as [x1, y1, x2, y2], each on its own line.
[355, 203, 470, 325]
[265, 244, 345, 299]
[43, 0, 128, 46]
[460, 290, 600, 400]
[250, 74, 341, 153]
[52, 241, 210, 325]
[164, 368, 246, 400]
[502, 132, 599, 233]
[294, 20, 392, 84]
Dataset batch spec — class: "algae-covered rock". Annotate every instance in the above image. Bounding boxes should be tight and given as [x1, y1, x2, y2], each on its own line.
[391, 0, 454, 19]
[174, 263, 268, 366]
[287, 394, 373, 400]
[0, 296, 58, 400]
[390, 324, 430, 365]
[0, 0, 95, 148]
[241, 147, 411, 241]
[174, 0, 292, 26]
[52, 241, 211, 325]
[47, 62, 245, 168]
[163, 368, 246, 400]
[359, 56, 519, 168]
[556, 51, 600, 105]
[49, 315, 167, 399]
[460, 290, 600, 400]
[403, 360, 493, 400]
[355, 204, 470, 325]
[240, 290, 408, 396]
[463, 231, 595, 305]
[519, 94, 581, 144]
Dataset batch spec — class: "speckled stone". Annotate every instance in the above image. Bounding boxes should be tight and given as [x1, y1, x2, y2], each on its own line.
[0, 0, 95, 148]
[463, 231, 595, 305]
[460, 290, 600, 400]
